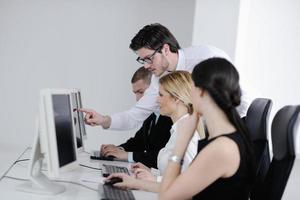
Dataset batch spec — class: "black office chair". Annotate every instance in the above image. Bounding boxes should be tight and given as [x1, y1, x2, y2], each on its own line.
[245, 98, 272, 141]
[245, 98, 272, 200]
[260, 105, 300, 200]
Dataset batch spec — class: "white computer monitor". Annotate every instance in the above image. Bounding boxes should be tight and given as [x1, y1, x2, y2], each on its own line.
[70, 89, 87, 151]
[17, 89, 78, 195]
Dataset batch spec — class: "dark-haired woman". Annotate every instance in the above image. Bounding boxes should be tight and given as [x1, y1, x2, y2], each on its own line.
[159, 58, 255, 200]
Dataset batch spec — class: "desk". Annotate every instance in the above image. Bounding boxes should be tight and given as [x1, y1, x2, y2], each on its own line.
[0, 147, 157, 200]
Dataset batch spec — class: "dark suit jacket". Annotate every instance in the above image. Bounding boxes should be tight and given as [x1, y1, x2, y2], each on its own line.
[119, 113, 172, 168]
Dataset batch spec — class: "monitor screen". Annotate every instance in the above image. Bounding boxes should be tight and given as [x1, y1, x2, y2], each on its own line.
[77, 91, 87, 139]
[70, 92, 82, 149]
[70, 90, 87, 150]
[52, 94, 76, 167]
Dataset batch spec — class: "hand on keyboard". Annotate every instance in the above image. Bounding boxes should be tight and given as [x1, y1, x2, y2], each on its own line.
[131, 162, 151, 173]
[134, 168, 156, 182]
[101, 144, 128, 160]
[106, 173, 141, 190]
[104, 177, 123, 186]
[102, 177, 135, 200]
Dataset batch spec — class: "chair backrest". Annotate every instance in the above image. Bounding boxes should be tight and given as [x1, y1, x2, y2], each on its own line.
[246, 98, 272, 200]
[261, 105, 300, 200]
[245, 98, 272, 141]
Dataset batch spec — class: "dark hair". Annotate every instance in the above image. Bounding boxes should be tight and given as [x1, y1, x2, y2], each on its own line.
[129, 23, 181, 53]
[192, 57, 256, 182]
[131, 67, 152, 85]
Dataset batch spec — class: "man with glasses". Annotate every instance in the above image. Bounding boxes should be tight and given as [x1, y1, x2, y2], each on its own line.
[81, 23, 252, 131]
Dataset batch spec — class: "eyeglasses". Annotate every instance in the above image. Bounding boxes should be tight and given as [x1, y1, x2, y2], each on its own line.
[136, 47, 161, 65]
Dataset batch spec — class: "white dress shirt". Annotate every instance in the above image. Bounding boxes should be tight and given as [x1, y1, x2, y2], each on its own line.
[110, 45, 252, 130]
[157, 114, 200, 175]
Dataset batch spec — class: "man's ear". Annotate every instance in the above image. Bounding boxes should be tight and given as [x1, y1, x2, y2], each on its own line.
[162, 44, 170, 56]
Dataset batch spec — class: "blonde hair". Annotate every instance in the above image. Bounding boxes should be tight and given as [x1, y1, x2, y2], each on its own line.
[159, 71, 206, 139]
[159, 71, 193, 114]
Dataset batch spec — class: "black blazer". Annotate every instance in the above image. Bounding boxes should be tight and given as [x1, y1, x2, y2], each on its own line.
[119, 113, 172, 168]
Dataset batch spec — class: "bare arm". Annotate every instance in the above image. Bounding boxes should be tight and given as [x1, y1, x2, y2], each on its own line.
[159, 137, 240, 200]
[106, 173, 160, 193]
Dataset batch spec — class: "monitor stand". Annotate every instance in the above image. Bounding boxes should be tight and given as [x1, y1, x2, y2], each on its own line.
[16, 119, 65, 195]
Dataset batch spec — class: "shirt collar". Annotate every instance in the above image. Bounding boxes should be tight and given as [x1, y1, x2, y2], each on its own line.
[176, 49, 185, 71]
[153, 112, 160, 124]
[170, 113, 189, 134]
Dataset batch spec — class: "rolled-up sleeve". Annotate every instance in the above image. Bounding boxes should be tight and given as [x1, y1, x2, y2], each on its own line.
[110, 76, 160, 130]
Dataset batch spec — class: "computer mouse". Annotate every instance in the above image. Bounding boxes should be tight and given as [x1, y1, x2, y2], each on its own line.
[105, 155, 116, 160]
[104, 177, 123, 185]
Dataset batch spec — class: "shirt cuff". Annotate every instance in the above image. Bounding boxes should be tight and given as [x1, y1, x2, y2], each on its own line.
[118, 146, 125, 151]
[156, 176, 163, 183]
[127, 152, 134, 163]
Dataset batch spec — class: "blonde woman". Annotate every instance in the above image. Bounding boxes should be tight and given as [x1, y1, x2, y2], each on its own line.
[105, 71, 205, 192]
[159, 58, 255, 200]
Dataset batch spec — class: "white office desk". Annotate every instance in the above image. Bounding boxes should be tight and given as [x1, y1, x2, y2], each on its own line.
[0, 148, 157, 200]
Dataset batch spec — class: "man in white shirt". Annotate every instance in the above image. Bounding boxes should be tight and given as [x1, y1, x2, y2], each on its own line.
[81, 23, 252, 131]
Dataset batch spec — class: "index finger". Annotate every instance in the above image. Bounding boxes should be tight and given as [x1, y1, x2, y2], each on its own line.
[77, 108, 93, 114]
[133, 168, 146, 175]
[134, 168, 145, 173]
[131, 163, 140, 168]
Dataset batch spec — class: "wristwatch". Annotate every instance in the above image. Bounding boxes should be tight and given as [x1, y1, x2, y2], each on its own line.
[168, 155, 183, 165]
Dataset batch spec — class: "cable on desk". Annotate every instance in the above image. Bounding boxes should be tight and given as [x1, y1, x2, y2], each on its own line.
[54, 180, 98, 192]
[3, 175, 28, 182]
[0, 146, 31, 181]
[14, 159, 29, 164]
[15, 161, 48, 172]
[13, 160, 102, 172]
[2, 147, 99, 192]
[79, 164, 102, 171]
[82, 151, 91, 155]
[3, 175, 98, 192]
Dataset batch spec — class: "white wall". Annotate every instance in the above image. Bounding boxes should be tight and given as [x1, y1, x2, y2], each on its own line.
[3, 0, 297, 153]
[0, 0, 196, 151]
[192, 0, 240, 60]
[235, 0, 300, 155]
[193, 0, 300, 155]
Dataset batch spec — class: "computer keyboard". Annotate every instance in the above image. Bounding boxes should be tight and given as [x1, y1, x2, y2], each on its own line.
[90, 155, 115, 161]
[90, 150, 115, 161]
[102, 184, 135, 200]
[103, 164, 130, 175]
